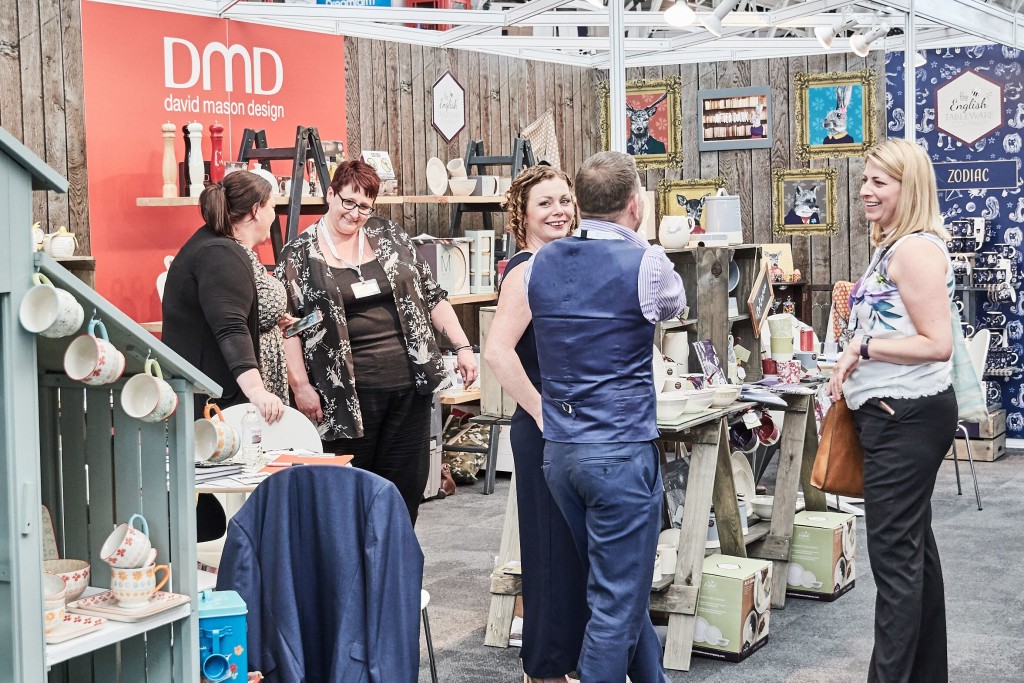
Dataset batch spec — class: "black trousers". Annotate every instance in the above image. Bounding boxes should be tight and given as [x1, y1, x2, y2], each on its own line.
[852, 387, 956, 683]
[322, 387, 431, 524]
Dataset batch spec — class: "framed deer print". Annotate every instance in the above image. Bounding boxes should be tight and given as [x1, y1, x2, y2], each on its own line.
[795, 69, 877, 160]
[772, 167, 839, 236]
[600, 76, 683, 170]
[658, 176, 728, 233]
[697, 86, 772, 151]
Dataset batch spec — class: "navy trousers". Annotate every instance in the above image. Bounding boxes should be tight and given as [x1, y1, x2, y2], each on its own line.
[511, 409, 588, 677]
[542, 440, 668, 683]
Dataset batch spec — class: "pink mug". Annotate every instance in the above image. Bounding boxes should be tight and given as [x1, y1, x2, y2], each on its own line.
[100, 514, 152, 568]
[778, 360, 803, 384]
[63, 319, 125, 386]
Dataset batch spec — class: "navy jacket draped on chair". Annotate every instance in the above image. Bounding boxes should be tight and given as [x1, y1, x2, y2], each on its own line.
[216, 466, 424, 682]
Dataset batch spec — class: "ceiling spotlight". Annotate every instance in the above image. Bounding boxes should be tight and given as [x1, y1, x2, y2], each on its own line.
[814, 17, 859, 49]
[700, 0, 739, 38]
[914, 51, 927, 68]
[850, 24, 890, 57]
[665, 2, 696, 27]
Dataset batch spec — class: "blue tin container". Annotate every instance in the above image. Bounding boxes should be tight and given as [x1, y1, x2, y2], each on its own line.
[198, 589, 248, 682]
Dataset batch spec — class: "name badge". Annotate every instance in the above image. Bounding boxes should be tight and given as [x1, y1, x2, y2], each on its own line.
[351, 278, 381, 299]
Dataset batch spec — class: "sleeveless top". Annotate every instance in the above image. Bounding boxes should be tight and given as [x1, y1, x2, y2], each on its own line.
[500, 251, 541, 389]
[842, 232, 954, 410]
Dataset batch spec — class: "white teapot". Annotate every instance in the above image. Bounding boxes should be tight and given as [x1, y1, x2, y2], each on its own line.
[43, 226, 78, 259]
[659, 216, 695, 249]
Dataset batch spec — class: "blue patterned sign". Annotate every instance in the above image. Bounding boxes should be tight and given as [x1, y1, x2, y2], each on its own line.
[933, 160, 1020, 192]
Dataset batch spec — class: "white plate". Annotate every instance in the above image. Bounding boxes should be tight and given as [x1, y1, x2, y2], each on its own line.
[449, 244, 468, 292]
[653, 346, 668, 394]
[41, 505, 59, 560]
[426, 157, 448, 196]
[730, 451, 757, 505]
[68, 590, 190, 623]
[219, 405, 323, 453]
[46, 614, 107, 644]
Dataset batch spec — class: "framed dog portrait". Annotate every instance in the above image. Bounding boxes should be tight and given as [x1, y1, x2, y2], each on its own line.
[772, 168, 839, 236]
[697, 86, 772, 152]
[658, 176, 728, 232]
[794, 69, 877, 160]
[600, 76, 683, 170]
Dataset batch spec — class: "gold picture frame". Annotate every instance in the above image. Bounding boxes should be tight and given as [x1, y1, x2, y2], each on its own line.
[772, 168, 838, 236]
[658, 176, 728, 231]
[600, 76, 683, 170]
[794, 69, 877, 160]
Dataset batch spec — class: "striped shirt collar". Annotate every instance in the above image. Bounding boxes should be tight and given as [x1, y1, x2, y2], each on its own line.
[574, 219, 647, 247]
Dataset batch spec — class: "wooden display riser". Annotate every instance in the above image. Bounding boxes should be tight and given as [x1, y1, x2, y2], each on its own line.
[946, 433, 1007, 462]
[483, 395, 827, 673]
[959, 408, 1006, 440]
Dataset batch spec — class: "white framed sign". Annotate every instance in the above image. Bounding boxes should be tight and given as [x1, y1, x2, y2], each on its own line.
[432, 70, 466, 143]
[936, 69, 1003, 146]
[360, 151, 396, 180]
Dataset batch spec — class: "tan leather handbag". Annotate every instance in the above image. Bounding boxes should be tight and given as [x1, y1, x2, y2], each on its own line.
[811, 398, 864, 497]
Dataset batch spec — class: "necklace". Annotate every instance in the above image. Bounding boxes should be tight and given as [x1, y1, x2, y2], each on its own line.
[318, 219, 366, 282]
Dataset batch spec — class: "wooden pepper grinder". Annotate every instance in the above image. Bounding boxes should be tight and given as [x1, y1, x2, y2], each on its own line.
[181, 123, 192, 192]
[187, 121, 205, 197]
[209, 121, 225, 184]
[161, 122, 177, 198]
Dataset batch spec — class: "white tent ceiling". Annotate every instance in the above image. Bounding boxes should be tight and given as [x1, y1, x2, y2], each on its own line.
[96, 0, 1024, 68]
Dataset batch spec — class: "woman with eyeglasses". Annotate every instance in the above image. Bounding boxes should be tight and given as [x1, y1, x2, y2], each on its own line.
[276, 160, 477, 522]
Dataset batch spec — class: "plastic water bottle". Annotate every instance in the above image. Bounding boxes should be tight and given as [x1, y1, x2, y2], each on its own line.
[240, 406, 263, 468]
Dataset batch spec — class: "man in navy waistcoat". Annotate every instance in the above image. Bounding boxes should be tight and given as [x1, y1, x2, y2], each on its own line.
[523, 151, 687, 682]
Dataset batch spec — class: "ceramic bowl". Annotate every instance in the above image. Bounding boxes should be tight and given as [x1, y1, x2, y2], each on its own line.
[448, 178, 478, 196]
[711, 385, 741, 407]
[681, 389, 716, 413]
[728, 260, 740, 292]
[43, 571, 67, 602]
[748, 494, 774, 520]
[44, 559, 91, 603]
[656, 391, 690, 421]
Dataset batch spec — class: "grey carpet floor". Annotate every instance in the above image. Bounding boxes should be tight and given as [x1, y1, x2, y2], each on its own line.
[414, 451, 1024, 682]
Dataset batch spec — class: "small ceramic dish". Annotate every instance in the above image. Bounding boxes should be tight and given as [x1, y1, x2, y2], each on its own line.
[711, 385, 741, 407]
[681, 389, 716, 413]
[44, 559, 91, 603]
[656, 391, 690, 421]
[749, 494, 774, 520]
[448, 178, 478, 196]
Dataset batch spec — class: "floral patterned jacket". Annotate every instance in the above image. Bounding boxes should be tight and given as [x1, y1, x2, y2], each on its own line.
[275, 217, 451, 440]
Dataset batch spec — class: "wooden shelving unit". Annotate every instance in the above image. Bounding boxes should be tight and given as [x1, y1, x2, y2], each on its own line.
[136, 194, 507, 207]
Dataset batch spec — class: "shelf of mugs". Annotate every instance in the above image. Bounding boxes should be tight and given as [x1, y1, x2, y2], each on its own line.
[983, 367, 1023, 378]
[136, 195, 505, 207]
[46, 587, 192, 667]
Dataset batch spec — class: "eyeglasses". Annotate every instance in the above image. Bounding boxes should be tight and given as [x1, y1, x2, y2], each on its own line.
[336, 196, 374, 216]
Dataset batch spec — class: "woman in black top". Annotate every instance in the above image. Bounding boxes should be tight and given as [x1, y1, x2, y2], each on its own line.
[162, 171, 286, 424]
[276, 160, 477, 522]
[484, 166, 587, 683]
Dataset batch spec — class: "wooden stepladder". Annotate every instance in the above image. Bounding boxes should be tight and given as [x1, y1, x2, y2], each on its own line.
[236, 126, 331, 260]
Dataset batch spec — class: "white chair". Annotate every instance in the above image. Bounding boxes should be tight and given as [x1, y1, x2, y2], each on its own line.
[950, 329, 986, 510]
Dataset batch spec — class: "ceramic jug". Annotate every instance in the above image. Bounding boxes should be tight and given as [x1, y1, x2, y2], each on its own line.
[702, 188, 742, 239]
[43, 227, 78, 259]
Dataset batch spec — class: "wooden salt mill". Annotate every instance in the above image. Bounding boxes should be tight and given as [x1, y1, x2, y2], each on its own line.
[187, 121, 205, 197]
[209, 121, 225, 184]
[161, 122, 177, 198]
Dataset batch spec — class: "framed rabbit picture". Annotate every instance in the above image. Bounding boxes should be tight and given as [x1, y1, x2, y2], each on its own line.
[697, 86, 772, 151]
[795, 69, 877, 160]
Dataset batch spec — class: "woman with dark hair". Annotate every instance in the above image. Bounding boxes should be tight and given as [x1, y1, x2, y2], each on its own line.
[484, 166, 586, 683]
[276, 160, 477, 523]
[162, 171, 287, 423]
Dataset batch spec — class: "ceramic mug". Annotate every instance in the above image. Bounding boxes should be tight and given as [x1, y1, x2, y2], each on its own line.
[100, 514, 152, 568]
[122, 358, 178, 423]
[657, 544, 677, 576]
[110, 563, 170, 609]
[63, 319, 126, 386]
[195, 403, 240, 464]
[446, 158, 467, 178]
[658, 216, 695, 250]
[19, 273, 84, 339]
[476, 175, 499, 196]
[778, 359, 802, 383]
[794, 351, 818, 371]
[984, 311, 1008, 327]
[42, 572, 67, 635]
[756, 412, 781, 446]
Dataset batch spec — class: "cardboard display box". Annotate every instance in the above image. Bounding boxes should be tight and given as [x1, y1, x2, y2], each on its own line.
[786, 511, 856, 602]
[693, 555, 772, 662]
[945, 432, 1007, 462]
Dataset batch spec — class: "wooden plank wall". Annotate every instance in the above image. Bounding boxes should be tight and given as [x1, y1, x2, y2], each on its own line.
[343, 36, 600, 237]
[0, 0, 90, 253]
[622, 52, 885, 334]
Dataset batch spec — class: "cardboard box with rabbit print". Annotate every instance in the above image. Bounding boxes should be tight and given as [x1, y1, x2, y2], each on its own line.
[785, 511, 857, 602]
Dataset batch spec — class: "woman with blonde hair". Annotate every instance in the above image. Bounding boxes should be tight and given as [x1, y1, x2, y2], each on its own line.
[485, 165, 587, 683]
[830, 138, 955, 682]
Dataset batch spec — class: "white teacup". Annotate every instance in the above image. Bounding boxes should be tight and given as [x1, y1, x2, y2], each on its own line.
[195, 403, 240, 464]
[42, 571, 67, 635]
[446, 158, 467, 178]
[100, 514, 152, 568]
[477, 175, 499, 196]
[19, 273, 84, 339]
[122, 358, 178, 423]
[657, 544, 677, 576]
[110, 563, 170, 610]
[64, 319, 126, 386]
[659, 216, 695, 250]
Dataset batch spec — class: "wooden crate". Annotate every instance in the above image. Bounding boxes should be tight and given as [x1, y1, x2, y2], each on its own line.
[945, 432, 1007, 462]
[960, 408, 1006, 440]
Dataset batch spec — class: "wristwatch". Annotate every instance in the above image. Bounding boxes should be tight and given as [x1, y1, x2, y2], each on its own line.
[860, 336, 873, 360]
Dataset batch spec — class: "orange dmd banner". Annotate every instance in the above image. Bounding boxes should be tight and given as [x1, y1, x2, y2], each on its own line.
[81, 2, 346, 322]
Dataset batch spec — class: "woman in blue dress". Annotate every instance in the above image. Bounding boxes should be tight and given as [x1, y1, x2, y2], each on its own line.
[485, 165, 588, 682]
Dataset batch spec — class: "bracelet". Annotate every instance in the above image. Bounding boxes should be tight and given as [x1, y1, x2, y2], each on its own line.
[453, 344, 473, 353]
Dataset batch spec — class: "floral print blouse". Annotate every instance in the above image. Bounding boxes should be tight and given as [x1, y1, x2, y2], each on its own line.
[275, 217, 451, 440]
[243, 247, 290, 405]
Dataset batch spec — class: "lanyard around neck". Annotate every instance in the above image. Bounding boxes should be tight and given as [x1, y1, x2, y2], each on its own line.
[319, 219, 366, 282]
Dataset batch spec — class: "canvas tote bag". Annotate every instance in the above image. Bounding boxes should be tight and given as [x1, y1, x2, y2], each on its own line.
[949, 302, 988, 423]
[811, 397, 864, 497]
